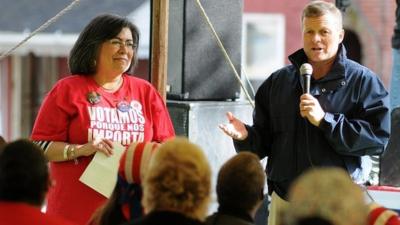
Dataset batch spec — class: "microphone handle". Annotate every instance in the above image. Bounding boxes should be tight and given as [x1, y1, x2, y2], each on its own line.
[303, 74, 311, 94]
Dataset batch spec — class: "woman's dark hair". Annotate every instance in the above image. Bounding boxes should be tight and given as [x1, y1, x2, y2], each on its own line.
[90, 187, 126, 225]
[68, 14, 140, 75]
[89, 179, 142, 225]
[0, 139, 49, 206]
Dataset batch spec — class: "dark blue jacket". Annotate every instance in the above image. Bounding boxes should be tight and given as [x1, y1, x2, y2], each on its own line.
[234, 45, 390, 199]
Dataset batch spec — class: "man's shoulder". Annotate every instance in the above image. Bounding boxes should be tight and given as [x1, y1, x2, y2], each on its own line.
[0, 202, 76, 225]
[344, 59, 378, 78]
[205, 213, 254, 225]
[273, 65, 297, 75]
[41, 213, 77, 225]
[126, 211, 205, 225]
[264, 65, 297, 81]
[263, 65, 298, 85]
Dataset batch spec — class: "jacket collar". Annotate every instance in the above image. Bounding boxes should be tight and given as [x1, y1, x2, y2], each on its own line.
[218, 205, 254, 223]
[288, 43, 347, 81]
[288, 44, 348, 95]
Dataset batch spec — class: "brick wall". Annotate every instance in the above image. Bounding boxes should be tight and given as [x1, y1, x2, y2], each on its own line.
[244, 0, 309, 61]
[345, 0, 396, 87]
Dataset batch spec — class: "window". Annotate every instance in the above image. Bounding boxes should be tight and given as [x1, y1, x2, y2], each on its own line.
[242, 13, 285, 81]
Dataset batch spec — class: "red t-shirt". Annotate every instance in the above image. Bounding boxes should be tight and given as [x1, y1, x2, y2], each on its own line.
[31, 74, 175, 225]
[0, 202, 76, 225]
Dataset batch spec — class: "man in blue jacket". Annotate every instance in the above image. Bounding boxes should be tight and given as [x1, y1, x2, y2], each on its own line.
[220, 1, 390, 225]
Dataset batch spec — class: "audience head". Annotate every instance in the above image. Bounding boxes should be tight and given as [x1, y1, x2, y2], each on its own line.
[217, 152, 265, 215]
[141, 137, 211, 221]
[69, 14, 140, 75]
[0, 139, 49, 206]
[119, 141, 160, 185]
[284, 167, 368, 225]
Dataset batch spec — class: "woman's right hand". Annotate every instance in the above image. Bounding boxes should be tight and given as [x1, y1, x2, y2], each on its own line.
[77, 139, 114, 157]
[219, 112, 248, 141]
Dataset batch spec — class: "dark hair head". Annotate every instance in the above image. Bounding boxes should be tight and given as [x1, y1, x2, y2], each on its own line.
[89, 184, 128, 225]
[0, 139, 49, 206]
[68, 14, 140, 75]
[217, 152, 265, 212]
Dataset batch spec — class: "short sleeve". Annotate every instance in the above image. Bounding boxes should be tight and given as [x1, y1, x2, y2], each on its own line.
[149, 88, 175, 142]
[31, 82, 73, 141]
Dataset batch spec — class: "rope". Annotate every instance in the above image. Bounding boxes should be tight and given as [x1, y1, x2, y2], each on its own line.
[0, 0, 81, 61]
[195, 0, 255, 108]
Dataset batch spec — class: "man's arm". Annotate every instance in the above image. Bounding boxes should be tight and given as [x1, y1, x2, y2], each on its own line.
[232, 81, 273, 159]
[319, 76, 390, 156]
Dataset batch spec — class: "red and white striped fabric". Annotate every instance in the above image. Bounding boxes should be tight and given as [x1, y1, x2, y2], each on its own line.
[118, 142, 160, 184]
[368, 203, 400, 225]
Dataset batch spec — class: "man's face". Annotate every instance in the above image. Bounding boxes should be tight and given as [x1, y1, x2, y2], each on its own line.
[302, 13, 344, 64]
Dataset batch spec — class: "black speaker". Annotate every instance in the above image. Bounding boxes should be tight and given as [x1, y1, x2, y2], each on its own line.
[167, 0, 242, 100]
[380, 107, 400, 186]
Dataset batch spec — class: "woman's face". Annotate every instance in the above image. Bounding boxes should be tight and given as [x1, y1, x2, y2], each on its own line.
[97, 27, 136, 76]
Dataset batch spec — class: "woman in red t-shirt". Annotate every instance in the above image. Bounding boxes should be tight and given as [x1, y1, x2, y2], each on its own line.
[31, 14, 175, 225]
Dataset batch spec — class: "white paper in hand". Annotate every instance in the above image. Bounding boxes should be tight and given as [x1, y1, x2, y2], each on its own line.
[79, 142, 125, 198]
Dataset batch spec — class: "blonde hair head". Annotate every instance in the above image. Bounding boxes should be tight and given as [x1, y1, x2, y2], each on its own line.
[285, 167, 368, 225]
[141, 137, 211, 221]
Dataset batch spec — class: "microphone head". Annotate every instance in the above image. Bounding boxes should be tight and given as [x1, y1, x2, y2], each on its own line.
[300, 63, 313, 76]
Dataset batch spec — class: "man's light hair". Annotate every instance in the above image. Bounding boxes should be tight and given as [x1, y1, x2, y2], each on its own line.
[301, 0, 343, 29]
[284, 168, 368, 225]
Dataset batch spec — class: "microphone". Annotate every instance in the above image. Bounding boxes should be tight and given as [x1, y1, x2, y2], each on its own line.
[300, 63, 313, 94]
